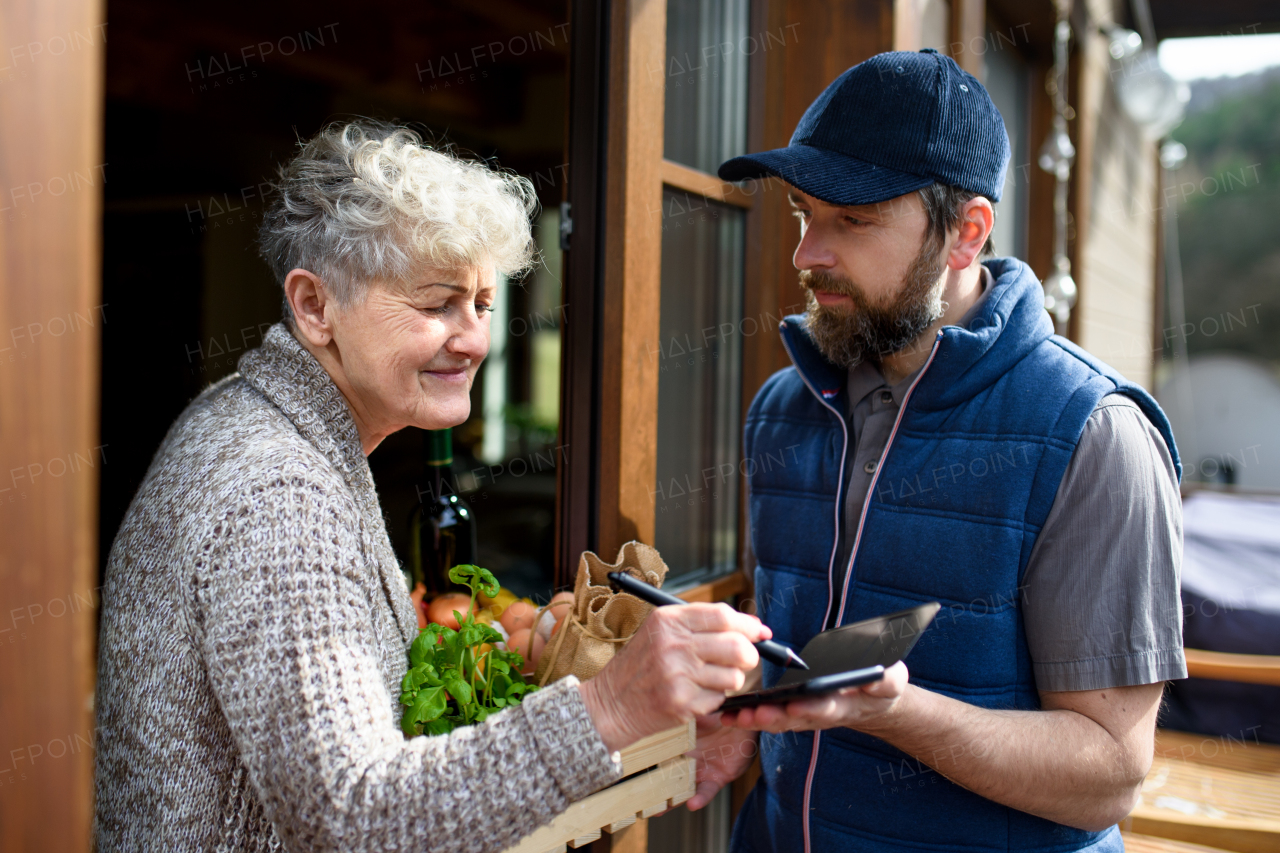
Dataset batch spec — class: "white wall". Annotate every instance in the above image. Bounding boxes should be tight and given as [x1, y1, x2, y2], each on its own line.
[1157, 354, 1280, 489]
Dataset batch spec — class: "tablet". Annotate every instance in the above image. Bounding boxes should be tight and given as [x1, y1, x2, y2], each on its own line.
[719, 601, 940, 711]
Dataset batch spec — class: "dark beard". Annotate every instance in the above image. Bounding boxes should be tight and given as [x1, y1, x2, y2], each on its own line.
[800, 240, 948, 369]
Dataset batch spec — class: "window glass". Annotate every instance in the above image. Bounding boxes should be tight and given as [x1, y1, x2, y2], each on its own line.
[654, 191, 745, 588]
[453, 211, 563, 601]
[663, 0, 749, 175]
[656, 0, 751, 589]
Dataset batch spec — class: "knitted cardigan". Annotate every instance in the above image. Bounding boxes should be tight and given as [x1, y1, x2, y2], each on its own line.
[94, 323, 621, 852]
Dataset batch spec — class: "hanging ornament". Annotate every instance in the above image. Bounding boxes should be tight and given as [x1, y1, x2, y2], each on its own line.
[1037, 122, 1075, 181]
[1037, 0, 1077, 334]
[1042, 256, 1077, 329]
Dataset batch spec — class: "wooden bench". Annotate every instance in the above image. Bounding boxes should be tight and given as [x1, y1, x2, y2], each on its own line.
[1121, 649, 1280, 853]
[1121, 831, 1234, 852]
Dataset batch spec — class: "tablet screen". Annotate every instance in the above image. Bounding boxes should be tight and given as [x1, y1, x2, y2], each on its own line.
[719, 602, 941, 710]
[775, 601, 941, 687]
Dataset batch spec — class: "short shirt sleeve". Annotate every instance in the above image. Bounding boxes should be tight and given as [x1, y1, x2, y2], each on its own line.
[1021, 393, 1187, 693]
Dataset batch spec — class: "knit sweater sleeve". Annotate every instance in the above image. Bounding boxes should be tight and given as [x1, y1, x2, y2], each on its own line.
[194, 467, 621, 852]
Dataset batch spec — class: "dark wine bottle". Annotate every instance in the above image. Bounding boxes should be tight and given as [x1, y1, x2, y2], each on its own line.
[409, 428, 478, 598]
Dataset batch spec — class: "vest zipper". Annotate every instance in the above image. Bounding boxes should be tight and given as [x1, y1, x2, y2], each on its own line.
[785, 330, 944, 853]
[831, 332, 943, 627]
[776, 332, 854, 636]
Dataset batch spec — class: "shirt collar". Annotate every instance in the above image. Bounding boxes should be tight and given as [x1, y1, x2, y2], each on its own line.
[846, 265, 994, 411]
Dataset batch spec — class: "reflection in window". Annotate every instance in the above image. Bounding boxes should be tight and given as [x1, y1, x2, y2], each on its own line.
[663, 0, 749, 175]
[453, 210, 563, 601]
[654, 190, 745, 588]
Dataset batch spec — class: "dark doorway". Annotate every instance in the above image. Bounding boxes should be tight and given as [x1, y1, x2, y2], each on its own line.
[99, 0, 571, 601]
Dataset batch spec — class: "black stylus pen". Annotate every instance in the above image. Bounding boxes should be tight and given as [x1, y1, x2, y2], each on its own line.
[606, 571, 809, 671]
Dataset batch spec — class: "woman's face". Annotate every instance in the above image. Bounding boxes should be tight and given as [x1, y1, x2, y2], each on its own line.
[328, 265, 494, 440]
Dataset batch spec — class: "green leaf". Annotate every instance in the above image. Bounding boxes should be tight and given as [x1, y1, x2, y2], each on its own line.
[402, 663, 435, 693]
[425, 718, 453, 736]
[486, 658, 511, 677]
[409, 630, 439, 666]
[491, 696, 507, 708]
[410, 686, 448, 724]
[457, 622, 484, 649]
[448, 564, 500, 599]
[439, 629, 464, 669]
[443, 672, 472, 706]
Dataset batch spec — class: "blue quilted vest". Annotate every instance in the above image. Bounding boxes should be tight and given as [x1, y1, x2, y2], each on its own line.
[731, 258, 1180, 853]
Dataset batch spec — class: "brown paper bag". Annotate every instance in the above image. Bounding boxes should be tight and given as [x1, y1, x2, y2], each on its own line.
[534, 541, 669, 686]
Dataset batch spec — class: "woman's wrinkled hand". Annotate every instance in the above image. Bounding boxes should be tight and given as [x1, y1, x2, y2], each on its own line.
[579, 604, 770, 753]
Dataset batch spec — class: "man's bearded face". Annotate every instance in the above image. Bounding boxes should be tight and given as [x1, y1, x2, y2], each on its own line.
[800, 236, 949, 369]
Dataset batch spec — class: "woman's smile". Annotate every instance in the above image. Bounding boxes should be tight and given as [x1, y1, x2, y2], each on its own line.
[422, 365, 470, 384]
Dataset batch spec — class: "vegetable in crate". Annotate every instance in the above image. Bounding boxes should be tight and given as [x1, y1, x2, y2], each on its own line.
[400, 563, 538, 737]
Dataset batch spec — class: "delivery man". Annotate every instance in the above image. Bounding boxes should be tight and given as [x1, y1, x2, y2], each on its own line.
[687, 49, 1186, 853]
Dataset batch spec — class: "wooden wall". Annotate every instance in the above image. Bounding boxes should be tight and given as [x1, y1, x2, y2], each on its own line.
[741, 0, 895, 407]
[1072, 0, 1160, 389]
[0, 0, 104, 849]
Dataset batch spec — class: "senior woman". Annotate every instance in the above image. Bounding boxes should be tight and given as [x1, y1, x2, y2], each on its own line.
[93, 120, 767, 852]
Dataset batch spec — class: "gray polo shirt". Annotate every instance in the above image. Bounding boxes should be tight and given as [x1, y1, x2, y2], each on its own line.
[834, 269, 1186, 693]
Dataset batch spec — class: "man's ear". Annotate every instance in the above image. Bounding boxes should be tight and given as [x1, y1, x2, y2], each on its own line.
[284, 268, 334, 347]
[946, 197, 994, 271]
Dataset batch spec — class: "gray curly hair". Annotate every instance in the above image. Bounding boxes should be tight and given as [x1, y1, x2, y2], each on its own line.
[259, 120, 539, 321]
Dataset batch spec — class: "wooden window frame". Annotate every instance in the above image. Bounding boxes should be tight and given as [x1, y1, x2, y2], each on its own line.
[0, 0, 103, 847]
[558, 0, 757, 607]
[557, 1, 918, 849]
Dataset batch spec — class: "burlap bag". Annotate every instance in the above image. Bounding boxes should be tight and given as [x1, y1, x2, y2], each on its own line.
[534, 541, 669, 686]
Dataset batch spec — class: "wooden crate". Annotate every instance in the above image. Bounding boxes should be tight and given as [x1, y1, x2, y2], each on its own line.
[503, 721, 697, 853]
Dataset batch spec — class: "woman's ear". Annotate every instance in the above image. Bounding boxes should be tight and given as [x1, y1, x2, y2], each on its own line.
[946, 197, 995, 271]
[284, 269, 334, 346]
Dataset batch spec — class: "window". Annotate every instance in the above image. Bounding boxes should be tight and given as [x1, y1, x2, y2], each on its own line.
[662, 0, 749, 174]
[654, 0, 750, 590]
[654, 192, 745, 587]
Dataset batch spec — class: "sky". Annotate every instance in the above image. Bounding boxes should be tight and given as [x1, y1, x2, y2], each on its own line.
[1158, 33, 1280, 81]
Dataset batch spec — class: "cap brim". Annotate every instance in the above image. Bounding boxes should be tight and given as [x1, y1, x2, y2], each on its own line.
[718, 144, 934, 206]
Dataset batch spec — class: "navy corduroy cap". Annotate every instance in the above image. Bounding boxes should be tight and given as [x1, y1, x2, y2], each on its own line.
[719, 49, 1011, 206]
